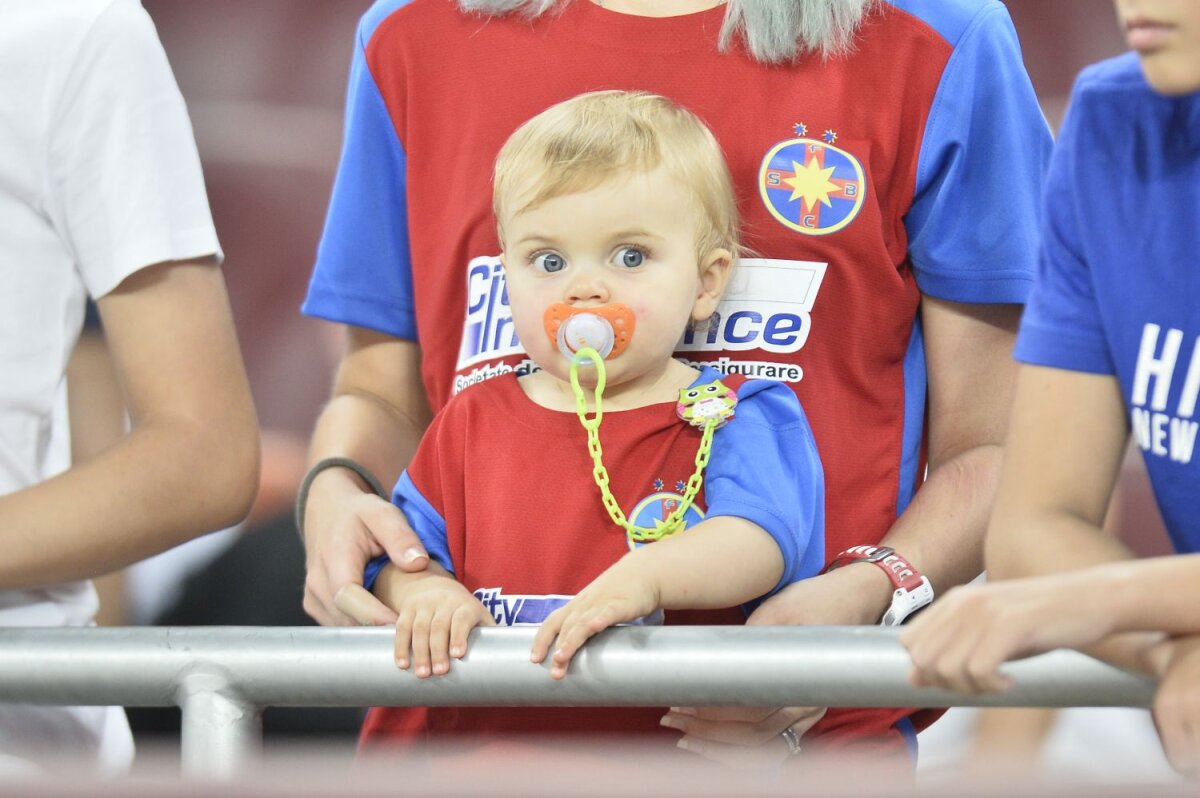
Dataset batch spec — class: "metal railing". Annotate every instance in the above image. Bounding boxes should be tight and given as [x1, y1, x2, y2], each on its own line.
[0, 625, 1155, 778]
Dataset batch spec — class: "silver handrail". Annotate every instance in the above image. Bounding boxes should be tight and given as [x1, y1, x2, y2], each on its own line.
[0, 626, 1155, 778]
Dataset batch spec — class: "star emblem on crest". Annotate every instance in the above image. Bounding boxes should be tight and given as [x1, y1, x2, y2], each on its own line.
[793, 122, 808, 136]
[822, 129, 838, 144]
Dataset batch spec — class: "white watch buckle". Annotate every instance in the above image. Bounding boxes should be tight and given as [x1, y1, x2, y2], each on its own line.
[880, 576, 934, 626]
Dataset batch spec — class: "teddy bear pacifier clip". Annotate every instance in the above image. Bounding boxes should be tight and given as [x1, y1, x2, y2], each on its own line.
[544, 304, 738, 543]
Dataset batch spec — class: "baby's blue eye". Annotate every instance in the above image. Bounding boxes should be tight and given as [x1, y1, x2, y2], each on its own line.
[615, 247, 645, 268]
[534, 252, 566, 273]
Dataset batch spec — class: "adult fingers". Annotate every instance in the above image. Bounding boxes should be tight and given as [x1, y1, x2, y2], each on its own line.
[359, 497, 429, 573]
[669, 706, 776, 725]
[673, 707, 826, 768]
[663, 706, 824, 747]
[913, 621, 997, 694]
[901, 598, 968, 683]
[334, 583, 398, 626]
[1155, 683, 1200, 776]
[307, 542, 372, 628]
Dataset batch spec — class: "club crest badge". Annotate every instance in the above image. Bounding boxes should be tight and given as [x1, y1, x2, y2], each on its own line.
[758, 135, 866, 236]
[627, 489, 705, 550]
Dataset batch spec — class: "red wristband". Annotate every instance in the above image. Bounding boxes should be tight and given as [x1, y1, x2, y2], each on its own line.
[823, 545, 935, 626]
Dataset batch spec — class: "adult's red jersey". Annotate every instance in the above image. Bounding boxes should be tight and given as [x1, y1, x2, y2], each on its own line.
[304, 0, 1051, 754]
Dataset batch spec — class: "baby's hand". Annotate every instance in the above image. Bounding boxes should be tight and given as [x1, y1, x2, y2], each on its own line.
[395, 580, 495, 678]
[530, 557, 660, 679]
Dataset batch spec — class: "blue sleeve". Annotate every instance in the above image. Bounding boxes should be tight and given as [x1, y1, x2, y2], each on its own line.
[703, 380, 825, 597]
[362, 470, 454, 591]
[301, 3, 417, 339]
[904, 1, 1052, 304]
[1013, 79, 1114, 375]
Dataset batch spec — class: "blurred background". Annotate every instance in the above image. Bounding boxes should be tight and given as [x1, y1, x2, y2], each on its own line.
[65, 0, 1174, 782]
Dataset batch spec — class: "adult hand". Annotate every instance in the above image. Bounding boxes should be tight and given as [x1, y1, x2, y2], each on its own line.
[301, 466, 429, 626]
[661, 706, 827, 768]
[1154, 635, 1200, 777]
[900, 572, 1114, 694]
[665, 566, 892, 763]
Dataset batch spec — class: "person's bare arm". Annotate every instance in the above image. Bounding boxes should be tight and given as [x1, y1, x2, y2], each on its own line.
[668, 298, 1022, 765]
[0, 260, 259, 588]
[531, 517, 783, 679]
[901, 364, 1151, 692]
[985, 365, 1131, 578]
[302, 326, 434, 626]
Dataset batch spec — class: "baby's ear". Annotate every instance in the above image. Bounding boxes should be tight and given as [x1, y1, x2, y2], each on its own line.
[693, 248, 733, 322]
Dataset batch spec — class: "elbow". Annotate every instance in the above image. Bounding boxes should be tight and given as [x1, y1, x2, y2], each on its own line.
[984, 509, 1042, 581]
[217, 426, 262, 528]
[187, 403, 262, 531]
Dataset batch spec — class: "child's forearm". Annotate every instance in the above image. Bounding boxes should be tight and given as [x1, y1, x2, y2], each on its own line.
[373, 560, 459, 611]
[631, 517, 783, 609]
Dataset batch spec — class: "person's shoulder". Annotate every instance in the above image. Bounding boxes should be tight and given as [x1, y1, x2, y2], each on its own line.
[1073, 53, 1154, 102]
[7, 0, 139, 52]
[730, 378, 809, 430]
[359, 0, 467, 47]
[879, 0, 1012, 48]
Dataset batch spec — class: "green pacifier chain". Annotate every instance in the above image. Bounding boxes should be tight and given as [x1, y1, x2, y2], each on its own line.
[568, 347, 720, 543]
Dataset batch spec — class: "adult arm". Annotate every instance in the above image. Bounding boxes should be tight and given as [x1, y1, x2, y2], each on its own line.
[1154, 634, 1200, 776]
[0, 260, 259, 588]
[667, 298, 1022, 765]
[901, 364, 1170, 693]
[301, 326, 433, 626]
[748, 298, 1022, 626]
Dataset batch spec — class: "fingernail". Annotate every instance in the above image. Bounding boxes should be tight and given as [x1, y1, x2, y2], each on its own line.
[672, 707, 696, 717]
[677, 738, 693, 752]
[660, 716, 681, 730]
[396, 659, 407, 669]
[401, 548, 425, 565]
[450, 647, 463, 657]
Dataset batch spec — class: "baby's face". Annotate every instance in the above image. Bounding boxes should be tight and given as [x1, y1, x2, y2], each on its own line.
[498, 167, 721, 392]
[1115, 0, 1200, 94]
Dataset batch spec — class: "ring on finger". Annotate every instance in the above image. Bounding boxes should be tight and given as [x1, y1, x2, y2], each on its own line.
[780, 726, 802, 757]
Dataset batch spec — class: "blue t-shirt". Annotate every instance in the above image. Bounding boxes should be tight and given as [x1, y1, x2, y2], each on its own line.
[1014, 53, 1200, 552]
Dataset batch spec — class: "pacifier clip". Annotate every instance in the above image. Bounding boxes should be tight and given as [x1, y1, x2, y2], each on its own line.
[567, 346, 737, 543]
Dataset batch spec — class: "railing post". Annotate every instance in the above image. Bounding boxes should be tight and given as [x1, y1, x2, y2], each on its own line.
[177, 670, 262, 779]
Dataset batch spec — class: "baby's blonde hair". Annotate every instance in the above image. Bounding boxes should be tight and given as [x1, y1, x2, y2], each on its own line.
[493, 90, 740, 265]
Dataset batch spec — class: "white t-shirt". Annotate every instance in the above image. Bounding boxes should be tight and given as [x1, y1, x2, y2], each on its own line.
[0, 0, 220, 768]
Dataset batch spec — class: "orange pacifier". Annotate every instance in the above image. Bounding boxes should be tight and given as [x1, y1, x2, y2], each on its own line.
[543, 303, 635, 361]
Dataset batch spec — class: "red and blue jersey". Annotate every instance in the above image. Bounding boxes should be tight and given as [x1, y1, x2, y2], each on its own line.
[362, 369, 823, 743]
[305, 0, 1051, 752]
[1015, 54, 1200, 551]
